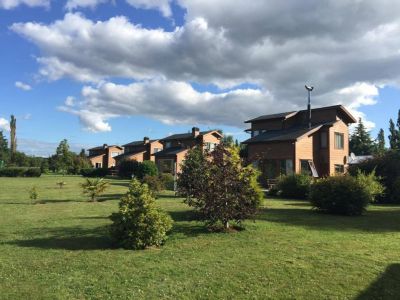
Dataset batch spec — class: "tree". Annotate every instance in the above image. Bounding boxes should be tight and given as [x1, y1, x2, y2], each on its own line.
[110, 179, 173, 249]
[179, 144, 263, 230]
[222, 135, 234, 147]
[349, 118, 374, 155]
[136, 160, 158, 179]
[374, 128, 386, 155]
[80, 178, 109, 202]
[0, 131, 9, 166]
[9, 115, 16, 163]
[388, 119, 399, 151]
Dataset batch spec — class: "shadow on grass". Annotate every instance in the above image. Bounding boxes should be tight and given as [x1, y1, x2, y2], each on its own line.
[356, 264, 400, 299]
[8, 226, 113, 250]
[258, 206, 400, 232]
[97, 193, 124, 202]
[109, 181, 130, 188]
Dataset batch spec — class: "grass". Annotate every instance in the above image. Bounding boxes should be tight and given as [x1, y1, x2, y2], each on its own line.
[0, 175, 399, 299]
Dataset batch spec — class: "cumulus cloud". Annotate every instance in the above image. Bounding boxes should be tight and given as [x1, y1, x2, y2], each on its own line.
[11, 1, 400, 130]
[15, 81, 32, 91]
[0, 0, 48, 9]
[0, 118, 10, 132]
[65, 0, 109, 10]
[126, 0, 172, 17]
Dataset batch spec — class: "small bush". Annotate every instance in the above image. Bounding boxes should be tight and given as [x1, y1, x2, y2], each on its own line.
[309, 176, 369, 216]
[110, 179, 173, 250]
[29, 186, 39, 204]
[136, 161, 158, 180]
[117, 160, 139, 178]
[80, 178, 109, 202]
[355, 170, 385, 203]
[0, 167, 41, 177]
[277, 174, 312, 199]
[159, 173, 175, 191]
[81, 168, 108, 178]
[143, 175, 164, 194]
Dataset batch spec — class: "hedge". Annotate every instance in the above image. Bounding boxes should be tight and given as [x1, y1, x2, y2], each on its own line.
[0, 167, 41, 177]
[81, 168, 108, 178]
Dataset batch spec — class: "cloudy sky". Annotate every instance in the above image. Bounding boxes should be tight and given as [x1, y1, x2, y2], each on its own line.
[1, 0, 400, 156]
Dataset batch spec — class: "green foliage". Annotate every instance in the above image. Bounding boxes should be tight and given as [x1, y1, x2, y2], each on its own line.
[277, 174, 312, 199]
[117, 159, 139, 178]
[350, 118, 374, 155]
[80, 178, 109, 202]
[355, 170, 385, 203]
[309, 176, 370, 216]
[374, 128, 386, 155]
[179, 144, 262, 230]
[349, 151, 400, 203]
[10, 115, 16, 163]
[391, 177, 400, 203]
[81, 168, 108, 177]
[0, 131, 9, 164]
[0, 167, 41, 177]
[29, 186, 38, 204]
[136, 160, 158, 179]
[143, 175, 164, 195]
[159, 173, 175, 191]
[110, 179, 173, 250]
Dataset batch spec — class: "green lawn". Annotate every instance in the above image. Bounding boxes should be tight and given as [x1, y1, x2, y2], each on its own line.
[0, 175, 399, 299]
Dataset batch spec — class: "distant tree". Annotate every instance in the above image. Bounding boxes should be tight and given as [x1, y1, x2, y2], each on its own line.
[52, 139, 74, 172]
[388, 119, 399, 151]
[397, 109, 400, 150]
[9, 115, 16, 163]
[222, 135, 234, 146]
[0, 131, 9, 165]
[374, 128, 386, 155]
[350, 118, 374, 155]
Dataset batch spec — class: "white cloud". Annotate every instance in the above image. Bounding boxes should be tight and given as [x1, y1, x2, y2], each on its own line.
[15, 81, 32, 91]
[0, 0, 48, 9]
[126, 0, 172, 17]
[65, 0, 109, 10]
[64, 96, 75, 106]
[11, 2, 400, 131]
[0, 118, 10, 132]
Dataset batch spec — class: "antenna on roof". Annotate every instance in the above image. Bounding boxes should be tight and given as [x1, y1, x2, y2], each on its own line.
[305, 85, 314, 129]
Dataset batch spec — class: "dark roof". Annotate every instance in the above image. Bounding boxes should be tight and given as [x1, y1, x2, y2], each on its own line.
[245, 105, 356, 124]
[122, 139, 157, 147]
[114, 150, 146, 160]
[242, 122, 334, 144]
[153, 146, 187, 157]
[88, 145, 122, 151]
[161, 130, 214, 141]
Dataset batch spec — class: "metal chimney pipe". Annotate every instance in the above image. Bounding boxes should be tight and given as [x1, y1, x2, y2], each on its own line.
[305, 85, 314, 129]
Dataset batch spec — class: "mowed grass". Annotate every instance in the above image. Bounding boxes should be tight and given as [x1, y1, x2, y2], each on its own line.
[0, 176, 399, 299]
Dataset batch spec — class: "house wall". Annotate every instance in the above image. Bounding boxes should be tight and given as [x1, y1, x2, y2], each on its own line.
[247, 142, 295, 162]
[328, 120, 349, 175]
[148, 141, 163, 161]
[89, 155, 105, 168]
[106, 146, 123, 168]
[294, 135, 314, 173]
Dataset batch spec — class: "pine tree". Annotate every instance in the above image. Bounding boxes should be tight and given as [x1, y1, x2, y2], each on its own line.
[9, 115, 16, 163]
[397, 109, 400, 150]
[349, 118, 374, 155]
[388, 119, 399, 150]
[374, 128, 386, 155]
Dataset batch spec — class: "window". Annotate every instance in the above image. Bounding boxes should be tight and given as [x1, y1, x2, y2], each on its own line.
[165, 142, 172, 148]
[205, 142, 216, 151]
[95, 162, 102, 169]
[157, 159, 175, 174]
[111, 152, 119, 157]
[320, 132, 327, 148]
[153, 148, 161, 153]
[334, 132, 344, 149]
[252, 130, 260, 137]
[335, 164, 344, 174]
[300, 159, 312, 175]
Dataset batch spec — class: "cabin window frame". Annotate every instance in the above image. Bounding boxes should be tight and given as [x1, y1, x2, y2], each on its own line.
[334, 132, 344, 149]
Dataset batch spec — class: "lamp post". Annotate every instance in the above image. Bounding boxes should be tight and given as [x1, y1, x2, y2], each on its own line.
[305, 85, 314, 129]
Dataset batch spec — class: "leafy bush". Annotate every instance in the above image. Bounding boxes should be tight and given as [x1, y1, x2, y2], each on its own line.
[117, 159, 139, 178]
[81, 168, 108, 178]
[349, 151, 400, 203]
[355, 170, 385, 203]
[80, 178, 109, 202]
[159, 173, 175, 191]
[277, 174, 312, 199]
[0, 167, 41, 177]
[309, 176, 370, 216]
[143, 175, 164, 194]
[29, 186, 39, 204]
[110, 179, 173, 250]
[136, 160, 158, 179]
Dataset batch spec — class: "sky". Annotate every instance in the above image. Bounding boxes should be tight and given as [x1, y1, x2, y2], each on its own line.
[0, 0, 400, 156]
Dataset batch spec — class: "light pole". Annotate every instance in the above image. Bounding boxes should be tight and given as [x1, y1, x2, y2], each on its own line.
[305, 85, 314, 129]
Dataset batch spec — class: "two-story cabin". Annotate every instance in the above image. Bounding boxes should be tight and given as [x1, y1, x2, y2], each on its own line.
[88, 144, 123, 169]
[154, 127, 223, 174]
[114, 137, 163, 165]
[242, 105, 357, 179]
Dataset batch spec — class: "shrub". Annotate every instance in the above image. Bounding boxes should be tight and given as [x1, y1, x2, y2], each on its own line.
[0, 167, 41, 177]
[349, 151, 400, 203]
[391, 177, 400, 203]
[110, 179, 173, 250]
[159, 173, 175, 191]
[143, 175, 164, 194]
[80, 178, 109, 202]
[355, 170, 385, 203]
[29, 186, 38, 204]
[309, 176, 370, 216]
[136, 161, 158, 180]
[81, 168, 108, 178]
[117, 159, 139, 178]
[277, 174, 312, 199]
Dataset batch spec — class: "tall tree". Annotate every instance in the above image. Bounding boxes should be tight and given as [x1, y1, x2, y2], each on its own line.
[388, 119, 399, 150]
[397, 109, 400, 150]
[349, 118, 374, 155]
[0, 131, 9, 166]
[9, 115, 16, 163]
[374, 128, 386, 155]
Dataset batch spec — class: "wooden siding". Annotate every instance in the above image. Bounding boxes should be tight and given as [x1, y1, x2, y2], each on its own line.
[328, 120, 349, 175]
[247, 142, 295, 162]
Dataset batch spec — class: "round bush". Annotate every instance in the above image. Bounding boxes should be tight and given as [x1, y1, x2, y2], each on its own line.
[278, 174, 312, 199]
[136, 161, 158, 179]
[309, 176, 369, 216]
[159, 173, 175, 191]
[117, 159, 139, 178]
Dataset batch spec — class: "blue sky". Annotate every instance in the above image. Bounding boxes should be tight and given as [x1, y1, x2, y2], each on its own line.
[0, 0, 400, 156]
